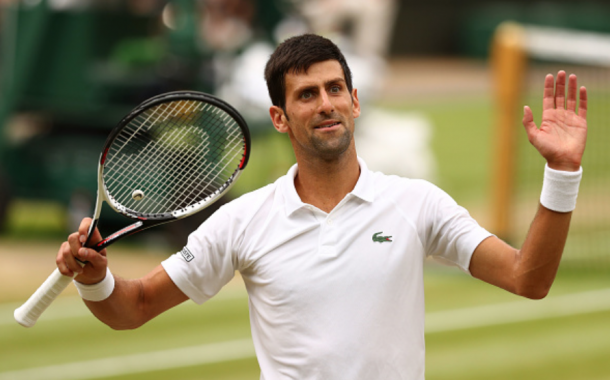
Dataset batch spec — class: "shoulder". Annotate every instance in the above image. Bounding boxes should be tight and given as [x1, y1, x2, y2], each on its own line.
[365, 170, 459, 224]
[206, 169, 294, 229]
[184, 181, 279, 257]
[214, 182, 278, 223]
[369, 170, 444, 200]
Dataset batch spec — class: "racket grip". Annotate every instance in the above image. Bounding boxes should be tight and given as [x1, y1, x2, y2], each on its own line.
[14, 268, 74, 327]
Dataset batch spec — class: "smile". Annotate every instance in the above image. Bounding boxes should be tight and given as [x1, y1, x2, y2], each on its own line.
[315, 122, 341, 129]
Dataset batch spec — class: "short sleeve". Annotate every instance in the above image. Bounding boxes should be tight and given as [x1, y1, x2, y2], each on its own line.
[423, 185, 493, 274]
[162, 207, 237, 304]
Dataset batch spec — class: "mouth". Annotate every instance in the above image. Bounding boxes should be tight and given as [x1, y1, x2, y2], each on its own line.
[315, 121, 341, 130]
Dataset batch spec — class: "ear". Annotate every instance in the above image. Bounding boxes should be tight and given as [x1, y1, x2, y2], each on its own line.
[351, 88, 361, 119]
[269, 106, 290, 133]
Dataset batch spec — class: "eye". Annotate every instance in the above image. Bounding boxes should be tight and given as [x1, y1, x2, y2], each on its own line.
[330, 85, 341, 93]
[300, 91, 313, 100]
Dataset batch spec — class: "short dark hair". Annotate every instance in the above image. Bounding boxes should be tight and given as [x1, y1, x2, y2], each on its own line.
[264, 34, 353, 112]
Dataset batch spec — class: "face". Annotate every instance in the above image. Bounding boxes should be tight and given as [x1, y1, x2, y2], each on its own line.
[269, 60, 360, 161]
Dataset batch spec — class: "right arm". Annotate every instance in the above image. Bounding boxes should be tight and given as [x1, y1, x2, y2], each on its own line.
[57, 218, 188, 330]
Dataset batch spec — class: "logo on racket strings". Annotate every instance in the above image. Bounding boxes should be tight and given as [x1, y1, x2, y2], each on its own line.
[180, 247, 195, 262]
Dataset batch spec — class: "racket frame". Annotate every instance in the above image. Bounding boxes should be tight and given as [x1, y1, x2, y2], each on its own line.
[15, 91, 250, 327]
[86, 91, 250, 251]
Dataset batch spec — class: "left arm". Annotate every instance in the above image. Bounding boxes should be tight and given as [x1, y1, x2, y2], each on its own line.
[470, 71, 587, 299]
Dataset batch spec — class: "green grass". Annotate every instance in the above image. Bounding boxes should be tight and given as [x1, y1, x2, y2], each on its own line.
[0, 290, 253, 375]
[231, 132, 296, 196]
[2, 267, 610, 379]
[424, 265, 610, 379]
[400, 97, 495, 204]
[426, 310, 610, 380]
[2, 79, 610, 379]
[3, 199, 68, 239]
[107, 358, 261, 380]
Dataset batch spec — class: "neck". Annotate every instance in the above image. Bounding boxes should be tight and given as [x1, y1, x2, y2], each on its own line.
[293, 148, 360, 213]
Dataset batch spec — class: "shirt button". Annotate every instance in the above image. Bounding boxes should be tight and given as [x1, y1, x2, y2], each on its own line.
[327, 218, 333, 225]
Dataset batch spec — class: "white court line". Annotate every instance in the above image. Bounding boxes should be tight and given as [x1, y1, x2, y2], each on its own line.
[1, 288, 610, 380]
[425, 287, 610, 333]
[0, 338, 255, 380]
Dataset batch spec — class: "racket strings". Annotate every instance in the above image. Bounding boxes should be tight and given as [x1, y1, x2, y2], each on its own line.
[104, 102, 204, 211]
[138, 125, 237, 212]
[111, 125, 212, 213]
[108, 103, 241, 210]
[137, 109, 244, 208]
[104, 102, 200, 189]
[146, 106, 244, 202]
[112, 114, 210, 201]
[108, 111, 242, 214]
[169, 125, 244, 203]
[103, 99, 246, 216]
[108, 100, 196, 159]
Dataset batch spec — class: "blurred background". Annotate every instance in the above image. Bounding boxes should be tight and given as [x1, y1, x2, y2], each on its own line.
[1, 1, 609, 379]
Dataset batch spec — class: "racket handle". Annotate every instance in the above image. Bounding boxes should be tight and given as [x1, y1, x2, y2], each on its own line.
[14, 268, 74, 327]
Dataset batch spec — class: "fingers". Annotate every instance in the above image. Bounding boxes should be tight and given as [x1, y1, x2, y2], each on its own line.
[78, 217, 104, 250]
[578, 86, 587, 120]
[543, 71, 585, 115]
[57, 217, 108, 282]
[57, 237, 108, 280]
[78, 218, 95, 247]
[522, 105, 538, 140]
[78, 218, 92, 237]
[542, 73, 556, 110]
[56, 234, 83, 277]
[563, 73, 586, 118]
[555, 71, 566, 109]
[56, 241, 76, 277]
[566, 74, 577, 111]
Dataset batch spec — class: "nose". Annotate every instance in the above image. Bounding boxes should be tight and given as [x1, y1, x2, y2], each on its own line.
[318, 91, 334, 114]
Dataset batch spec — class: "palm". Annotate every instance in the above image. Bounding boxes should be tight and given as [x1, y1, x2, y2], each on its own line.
[522, 71, 588, 171]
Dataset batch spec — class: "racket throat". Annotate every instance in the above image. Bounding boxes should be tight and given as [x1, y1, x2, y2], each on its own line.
[93, 221, 144, 251]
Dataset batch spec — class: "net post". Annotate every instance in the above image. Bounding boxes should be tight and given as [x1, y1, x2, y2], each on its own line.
[490, 22, 527, 242]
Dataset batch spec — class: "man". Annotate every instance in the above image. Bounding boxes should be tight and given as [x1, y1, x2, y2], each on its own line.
[57, 34, 587, 379]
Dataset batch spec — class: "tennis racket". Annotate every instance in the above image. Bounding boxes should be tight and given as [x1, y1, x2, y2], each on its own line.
[14, 91, 251, 327]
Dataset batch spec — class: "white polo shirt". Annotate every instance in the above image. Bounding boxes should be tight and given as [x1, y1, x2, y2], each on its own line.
[162, 158, 492, 380]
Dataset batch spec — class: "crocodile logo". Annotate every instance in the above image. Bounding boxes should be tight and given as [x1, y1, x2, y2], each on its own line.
[372, 232, 392, 243]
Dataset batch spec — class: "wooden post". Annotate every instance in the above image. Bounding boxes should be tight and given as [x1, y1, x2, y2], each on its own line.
[490, 22, 527, 242]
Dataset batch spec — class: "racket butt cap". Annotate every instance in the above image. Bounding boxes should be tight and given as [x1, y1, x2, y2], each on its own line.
[14, 307, 36, 328]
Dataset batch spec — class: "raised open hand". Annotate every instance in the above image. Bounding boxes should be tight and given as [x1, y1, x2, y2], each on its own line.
[522, 71, 587, 171]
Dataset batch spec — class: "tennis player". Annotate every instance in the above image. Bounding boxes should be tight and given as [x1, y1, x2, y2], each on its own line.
[57, 34, 587, 379]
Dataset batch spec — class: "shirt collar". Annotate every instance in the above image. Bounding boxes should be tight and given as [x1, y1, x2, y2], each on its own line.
[351, 157, 375, 202]
[282, 156, 375, 216]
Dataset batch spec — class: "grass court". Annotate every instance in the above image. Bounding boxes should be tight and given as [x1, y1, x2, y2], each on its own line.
[1, 63, 609, 379]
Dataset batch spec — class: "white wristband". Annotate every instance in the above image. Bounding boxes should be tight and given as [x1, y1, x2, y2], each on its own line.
[74, 267, 115, 302]
[540, 163, 583, 213]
